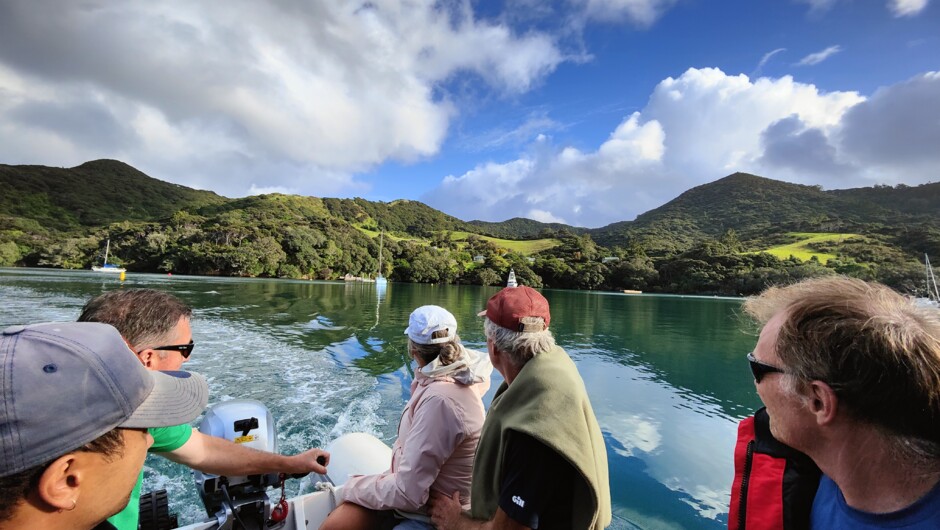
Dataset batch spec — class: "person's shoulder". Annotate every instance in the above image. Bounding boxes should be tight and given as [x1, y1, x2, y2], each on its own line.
[150, 423, 191, 438]
[149, 423, 194, 451]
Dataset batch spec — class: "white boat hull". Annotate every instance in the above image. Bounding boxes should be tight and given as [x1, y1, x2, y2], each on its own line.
[177, 432, 392, 530]
[92, 266, 126, 273]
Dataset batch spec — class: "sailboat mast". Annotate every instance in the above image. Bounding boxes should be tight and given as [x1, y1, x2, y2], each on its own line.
[927, 254, 940, 301]
[103, 239, 111, 266]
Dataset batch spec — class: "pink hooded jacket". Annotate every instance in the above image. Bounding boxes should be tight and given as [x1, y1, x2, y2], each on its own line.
[342, 346, 491, 513]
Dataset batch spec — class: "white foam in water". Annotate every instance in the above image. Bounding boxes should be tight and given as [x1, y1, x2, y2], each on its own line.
[161, 313, 387, 525]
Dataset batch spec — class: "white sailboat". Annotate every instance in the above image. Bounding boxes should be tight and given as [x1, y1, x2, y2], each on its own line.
[506, 268, 517, 287]
[91, 238, 126, 273]
[916, 254, 939, 309]
[375, 231, 388, 286]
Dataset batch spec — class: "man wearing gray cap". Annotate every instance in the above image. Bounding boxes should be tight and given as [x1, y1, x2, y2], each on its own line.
[430, 286, 611, 530]
[0, 322, 209, 530]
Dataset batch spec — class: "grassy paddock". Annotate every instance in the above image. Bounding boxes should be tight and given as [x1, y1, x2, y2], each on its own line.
[355, 226, 421, 243]
[449, 231, 560, 255]
[760, 232, 864, 263]
[353, 228, 557, 255]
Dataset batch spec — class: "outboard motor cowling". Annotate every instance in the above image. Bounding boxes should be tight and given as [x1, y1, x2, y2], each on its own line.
[192, 399, 285, 529]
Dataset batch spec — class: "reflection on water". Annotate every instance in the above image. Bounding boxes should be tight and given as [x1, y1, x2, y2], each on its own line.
[0, 268, 763, 529]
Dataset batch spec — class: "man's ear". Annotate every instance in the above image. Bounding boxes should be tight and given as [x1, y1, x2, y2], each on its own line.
[36, 454, 81, 511]
[807, 380, 839, 426]
[136, 348, 153, 367]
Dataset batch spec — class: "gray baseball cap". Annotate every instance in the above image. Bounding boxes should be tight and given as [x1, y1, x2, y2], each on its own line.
[0, 322, 209, 476]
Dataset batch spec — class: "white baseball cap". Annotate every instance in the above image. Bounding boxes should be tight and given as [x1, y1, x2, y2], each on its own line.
[404, 305, 458, 345]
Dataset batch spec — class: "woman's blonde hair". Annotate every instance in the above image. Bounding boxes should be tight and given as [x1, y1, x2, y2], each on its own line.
[410, 330, 462, 366]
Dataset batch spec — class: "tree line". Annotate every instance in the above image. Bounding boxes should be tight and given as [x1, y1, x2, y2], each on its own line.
[1, 201, 933, 297]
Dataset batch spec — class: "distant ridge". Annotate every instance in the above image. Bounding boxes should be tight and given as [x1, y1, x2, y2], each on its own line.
[468, 217, 587, 239]
[586, 172, 929, 251]
[2, 160, 937, 258]
[0, 159, 226, 230]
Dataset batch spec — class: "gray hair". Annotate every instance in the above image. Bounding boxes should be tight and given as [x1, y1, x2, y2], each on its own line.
[745, 276, 940, 460]
[78, 289, 192, 357]
[483, 317, 556, 368]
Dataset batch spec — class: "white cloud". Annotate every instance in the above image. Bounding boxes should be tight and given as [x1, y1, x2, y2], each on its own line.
[422, 66, 939, 227]
[795, 45, 843, 66]
[795, 0, 839, 14]
[425, 112, 669, 226]
[459, 110, 562, 152]
[797, 0, 931, 17]
[754, 48, 787, 74]
[889, 0, 930, 16]
[0, 0, 564, 198]
[248, 185, 298, 196]
[837, 72, 940, 169]
[577, 0, 680, 26]
[528, 209, 568, 224]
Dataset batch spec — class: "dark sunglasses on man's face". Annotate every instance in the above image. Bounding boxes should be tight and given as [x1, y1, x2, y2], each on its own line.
[138, 340, 195, 359]
[747, 351, 785, 383]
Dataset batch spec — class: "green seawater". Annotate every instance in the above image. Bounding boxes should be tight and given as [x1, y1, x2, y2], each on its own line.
[0, 268, 763, 529]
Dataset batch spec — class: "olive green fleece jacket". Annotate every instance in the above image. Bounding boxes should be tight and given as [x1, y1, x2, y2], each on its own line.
[470, 346, 611, 529]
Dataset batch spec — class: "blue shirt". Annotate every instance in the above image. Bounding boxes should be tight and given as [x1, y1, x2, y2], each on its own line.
[811, 474, 940, 529]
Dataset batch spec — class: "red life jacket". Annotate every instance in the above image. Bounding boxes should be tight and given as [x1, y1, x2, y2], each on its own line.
[728, 408, 821, 530]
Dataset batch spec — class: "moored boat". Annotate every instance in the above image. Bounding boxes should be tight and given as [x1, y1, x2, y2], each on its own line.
[915, 254, 939, 309]
[91, 238, 126, 273]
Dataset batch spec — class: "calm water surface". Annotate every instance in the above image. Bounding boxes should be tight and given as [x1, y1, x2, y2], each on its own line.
[0, 268, 763, 529]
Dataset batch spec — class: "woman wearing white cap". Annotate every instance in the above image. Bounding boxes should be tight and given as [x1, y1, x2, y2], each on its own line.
[320, 305, 492, 530]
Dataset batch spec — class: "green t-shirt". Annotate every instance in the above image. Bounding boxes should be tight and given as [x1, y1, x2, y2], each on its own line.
[107, 424, 193, 530]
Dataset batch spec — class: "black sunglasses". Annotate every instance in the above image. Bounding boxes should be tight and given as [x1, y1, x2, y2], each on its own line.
[138, 340, 195, 359]
[747, 352, 785, 383]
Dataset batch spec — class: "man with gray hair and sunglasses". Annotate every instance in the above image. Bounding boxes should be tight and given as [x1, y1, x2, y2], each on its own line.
[79, 289, 330, 530]
[730, 277, 940, 529]
[0, 321, 209, 530]
[430, 286, 611, 530]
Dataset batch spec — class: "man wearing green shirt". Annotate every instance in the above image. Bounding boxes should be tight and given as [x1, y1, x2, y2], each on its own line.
[79, 289, 331, 530]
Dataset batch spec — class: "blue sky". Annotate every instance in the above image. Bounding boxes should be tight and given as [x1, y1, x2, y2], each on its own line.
[0, 0, 937, 227]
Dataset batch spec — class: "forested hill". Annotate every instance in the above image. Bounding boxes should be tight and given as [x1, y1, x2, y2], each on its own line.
[830, 181, 940, 217]
[587, 173, 938, 252]
[1, 160, 938, 296]
[469, 217, 587, 239]
[0, 160, 226, 230]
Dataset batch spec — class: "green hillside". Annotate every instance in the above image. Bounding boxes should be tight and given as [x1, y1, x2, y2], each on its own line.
[468, 217, 587, 239]
[1, 161, 938, 296]
[450, 232, 560, 255]
[760, 232, 863, 263]
[831, 182, 940, 217]
[0, 160, 226, 230]
[323, 197, 475, 235]
[586, 173, 933, 255]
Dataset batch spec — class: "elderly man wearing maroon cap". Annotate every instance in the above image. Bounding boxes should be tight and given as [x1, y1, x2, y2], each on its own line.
[429, 286, 611, 530]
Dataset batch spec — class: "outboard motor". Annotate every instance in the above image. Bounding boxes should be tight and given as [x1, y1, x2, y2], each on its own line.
[193, 399, 289, 530]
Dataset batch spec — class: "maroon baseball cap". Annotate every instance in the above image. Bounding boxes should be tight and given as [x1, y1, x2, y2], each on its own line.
[480, 286, 551, 332]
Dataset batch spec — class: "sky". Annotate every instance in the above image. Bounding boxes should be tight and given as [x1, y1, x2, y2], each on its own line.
[0, 1, 937, 228]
